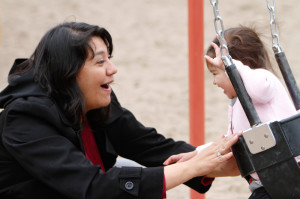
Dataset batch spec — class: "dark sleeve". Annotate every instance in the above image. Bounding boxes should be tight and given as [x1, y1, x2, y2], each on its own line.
[2, 98, 164, 199]
[105, 93, 212, 193]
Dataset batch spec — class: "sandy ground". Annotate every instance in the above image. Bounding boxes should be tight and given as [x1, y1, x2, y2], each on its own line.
[1, 0, 299, 198]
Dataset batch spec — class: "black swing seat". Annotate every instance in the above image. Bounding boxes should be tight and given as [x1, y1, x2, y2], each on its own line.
[232, 112, 300, 199]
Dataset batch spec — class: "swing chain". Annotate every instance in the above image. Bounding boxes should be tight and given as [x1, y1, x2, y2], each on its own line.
[266, 0, 282, 53]
[209, 0, 233, 67]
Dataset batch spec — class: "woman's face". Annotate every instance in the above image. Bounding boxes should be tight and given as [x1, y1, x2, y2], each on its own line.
[77, 36, 117, 112]
[207, 62, 236, 99]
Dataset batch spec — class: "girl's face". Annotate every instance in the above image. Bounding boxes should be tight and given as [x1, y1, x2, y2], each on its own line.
[207, 63, 236, 99]
[77, 36, 117, 112]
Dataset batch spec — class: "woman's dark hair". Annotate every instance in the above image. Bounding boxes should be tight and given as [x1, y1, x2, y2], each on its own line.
[206, 25, 272, 70]
[15, 22, 113, 127]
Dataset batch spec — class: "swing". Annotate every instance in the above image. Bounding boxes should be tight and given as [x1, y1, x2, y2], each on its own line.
[209, 1, 300, 198]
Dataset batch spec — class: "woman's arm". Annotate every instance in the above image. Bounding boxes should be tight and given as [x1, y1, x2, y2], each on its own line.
[2, 98, 163, 199]
[105, 92, 197, 166]
[103, 92, 234, 193]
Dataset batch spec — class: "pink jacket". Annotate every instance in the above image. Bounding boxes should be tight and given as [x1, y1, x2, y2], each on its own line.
[227, 60, 297, 135]
[226, 60, 299, 180]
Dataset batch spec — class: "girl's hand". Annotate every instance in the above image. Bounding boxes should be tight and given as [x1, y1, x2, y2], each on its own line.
[204, 42, 226, 71]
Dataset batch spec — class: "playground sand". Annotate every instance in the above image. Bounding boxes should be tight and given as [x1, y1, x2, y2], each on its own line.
[0, 0, 298, 198]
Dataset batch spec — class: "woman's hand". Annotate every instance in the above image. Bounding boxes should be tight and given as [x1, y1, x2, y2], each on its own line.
[187, 133, 240, 176]
[163, 142, 212, 165]
[206, 133, 242, 177]
[163, 132, 241, 190]
[163, 151, 197, 166]
[206, 154, 240, 177]
[192, 133, 241, 177]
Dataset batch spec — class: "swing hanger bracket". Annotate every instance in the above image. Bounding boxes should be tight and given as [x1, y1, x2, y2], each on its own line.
[221, 55, 233, 67]
[243, 122, 276, 154]
[272, 44, 282, 54]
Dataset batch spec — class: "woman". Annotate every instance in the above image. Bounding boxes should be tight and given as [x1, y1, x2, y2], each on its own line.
[0, 22, 239, 198]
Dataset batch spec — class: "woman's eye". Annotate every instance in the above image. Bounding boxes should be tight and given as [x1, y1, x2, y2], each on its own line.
[97, 60, 105, 64]
[97, 55, 113, 64]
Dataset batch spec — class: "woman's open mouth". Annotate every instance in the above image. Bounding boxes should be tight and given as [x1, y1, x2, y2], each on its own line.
[101, 84, 110, 89]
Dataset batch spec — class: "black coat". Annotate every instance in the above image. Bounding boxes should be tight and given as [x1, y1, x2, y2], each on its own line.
[0, 59, 211, 199]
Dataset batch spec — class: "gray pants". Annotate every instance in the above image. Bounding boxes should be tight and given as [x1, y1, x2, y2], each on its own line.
[249, 180, 263, 193]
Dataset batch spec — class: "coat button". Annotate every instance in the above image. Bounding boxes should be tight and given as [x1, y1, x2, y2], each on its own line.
[125, 181, 134, 190]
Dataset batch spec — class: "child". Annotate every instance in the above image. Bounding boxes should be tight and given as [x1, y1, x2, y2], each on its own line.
[205, 25, 299, 199]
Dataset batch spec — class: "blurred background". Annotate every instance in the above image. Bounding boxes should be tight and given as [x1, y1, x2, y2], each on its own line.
[1, 0, 299, 198]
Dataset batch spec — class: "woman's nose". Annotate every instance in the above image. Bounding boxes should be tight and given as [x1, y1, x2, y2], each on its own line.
[107, 60, 118, 75]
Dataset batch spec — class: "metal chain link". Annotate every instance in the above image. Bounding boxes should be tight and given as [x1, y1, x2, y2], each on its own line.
[266, 0, 282, 53]
[209, 0, 233, 66]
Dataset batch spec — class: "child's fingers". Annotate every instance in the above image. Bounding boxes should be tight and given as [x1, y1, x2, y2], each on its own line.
[204, 55, 214, 65]
[204, 55, 217, 67]
[211, 42, 219, 49]
[211, 42, 222, 59]
[211, 42, 220, 54]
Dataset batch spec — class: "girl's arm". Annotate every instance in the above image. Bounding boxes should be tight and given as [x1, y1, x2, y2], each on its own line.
[234, 60, 276, 103]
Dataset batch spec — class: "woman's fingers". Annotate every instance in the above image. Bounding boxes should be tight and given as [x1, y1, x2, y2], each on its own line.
[163, 151, 197, 165]
[163, 155, 179, 165]
[187, 133, 241, 177]
[221, 133, 239, 148]
[213, 133, 240, 160]
[193, 133, 242, 177]
[206, 152, 240, 177]
[217, 151, 233, 162]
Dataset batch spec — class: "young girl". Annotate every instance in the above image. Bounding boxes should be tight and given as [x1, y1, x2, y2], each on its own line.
[205, 26, 299, 199]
